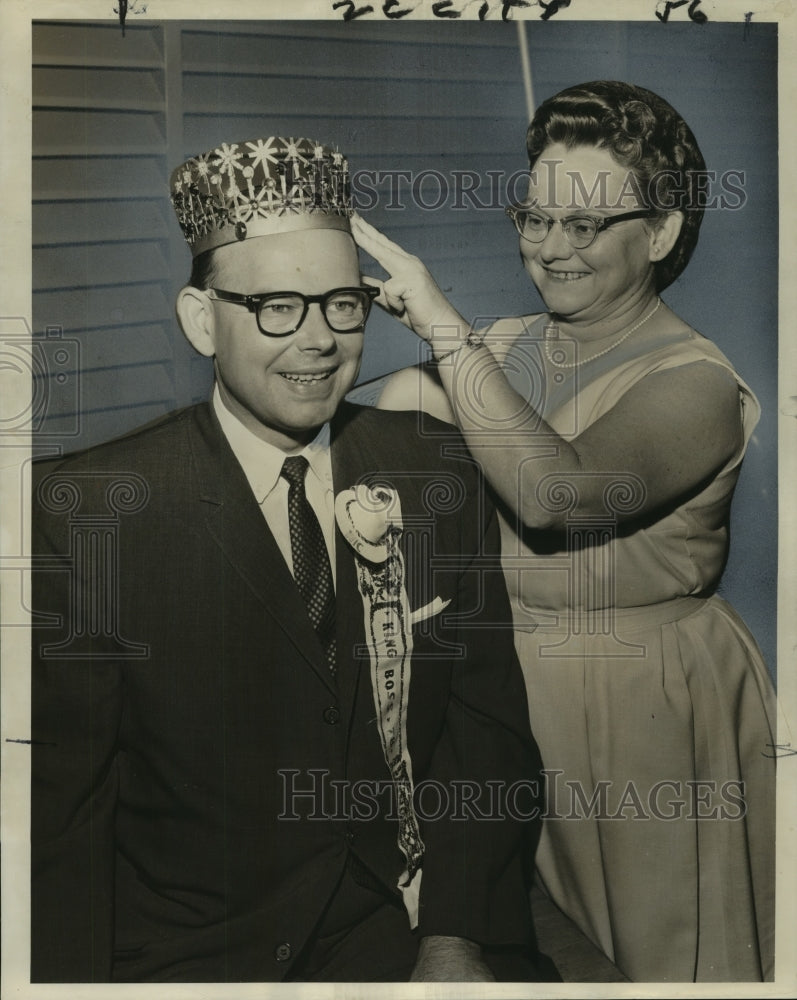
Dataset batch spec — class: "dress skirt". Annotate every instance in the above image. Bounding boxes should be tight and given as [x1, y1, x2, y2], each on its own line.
[515, 594, 776, 982]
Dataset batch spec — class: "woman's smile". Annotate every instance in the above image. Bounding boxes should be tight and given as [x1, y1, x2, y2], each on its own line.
[540, 265, 591, 282]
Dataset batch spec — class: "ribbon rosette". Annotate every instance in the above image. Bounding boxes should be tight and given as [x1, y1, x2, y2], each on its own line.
[334, 485, 424, 927]
[334, 484, 397, 562]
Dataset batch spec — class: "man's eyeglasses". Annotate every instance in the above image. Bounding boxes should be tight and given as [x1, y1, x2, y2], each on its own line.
[505, 205, 654, 250]
[206, 286, 380, 337]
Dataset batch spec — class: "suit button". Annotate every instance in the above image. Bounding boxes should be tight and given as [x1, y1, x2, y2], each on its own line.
[323, 705, 340, 725]
[274, 942, 292, 962]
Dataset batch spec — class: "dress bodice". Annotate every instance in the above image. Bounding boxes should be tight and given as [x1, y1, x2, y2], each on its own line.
[497, 315, 761, 623]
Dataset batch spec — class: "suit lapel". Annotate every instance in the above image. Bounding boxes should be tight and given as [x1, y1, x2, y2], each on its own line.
[189, 404, 336, 695]
[330, 404, 372, 714]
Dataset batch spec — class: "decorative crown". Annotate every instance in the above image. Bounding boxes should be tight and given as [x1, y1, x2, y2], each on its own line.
[170, 136, 352, 256]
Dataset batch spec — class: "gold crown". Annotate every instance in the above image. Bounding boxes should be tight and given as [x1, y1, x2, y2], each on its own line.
[170, 136, 352, 256]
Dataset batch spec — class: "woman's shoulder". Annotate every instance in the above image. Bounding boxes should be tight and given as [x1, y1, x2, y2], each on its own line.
[482, 314, 543, 336]
[481, 313, 545, 361]
[377, 362, 453, 422]
[632, 323, 748, 386]
[596, 320, 761, 450]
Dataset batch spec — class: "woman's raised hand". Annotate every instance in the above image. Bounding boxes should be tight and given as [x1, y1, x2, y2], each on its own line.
[351, 213, 466, 344]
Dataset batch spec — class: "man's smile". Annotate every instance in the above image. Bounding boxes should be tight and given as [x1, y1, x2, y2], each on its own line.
[278, 368, 336, 384]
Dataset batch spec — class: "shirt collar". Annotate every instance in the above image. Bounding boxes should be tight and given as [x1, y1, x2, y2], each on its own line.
[213, 385, 333, 504]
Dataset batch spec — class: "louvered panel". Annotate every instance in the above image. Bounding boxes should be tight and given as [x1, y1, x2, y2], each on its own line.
[356, 219, 512, 265]
[32, 20, 177, 450]
[351, 155, 528, 229]
[33, 201, 170, 246]
[39, 325, 175, 372]
[183, 115, 522, 159]
[33, 66, 165, 110]
[33, 20, 164, 68]
[34, 362, 175, 417]
[184, 73, 522, 121]
[523, 21, 779, 109]
[33, 158, 166, 201]
[33, 243, 170, 292]
[183, 30, 519, 82]
[523, 19, 774, 70]
[182, 20, 520, 49]
[349, 150, 527, 171]
[33, 285, 173, 333]
[33, 109, 166, 157]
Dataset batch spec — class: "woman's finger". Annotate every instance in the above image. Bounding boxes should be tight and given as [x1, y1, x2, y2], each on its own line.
[360, 274, 384, 295]
[382, 281, 410, 320]
[360, 273, 399, 313]
[351, 213, 416, 268]
[352, 214, 457, 339]
[359, 273, 413, 329]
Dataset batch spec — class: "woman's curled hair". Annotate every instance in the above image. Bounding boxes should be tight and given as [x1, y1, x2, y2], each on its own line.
[526, 81, 706, 291]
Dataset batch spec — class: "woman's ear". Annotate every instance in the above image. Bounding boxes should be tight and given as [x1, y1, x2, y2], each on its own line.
[176, 286, 217, 358]
[648, 211, 684, 261]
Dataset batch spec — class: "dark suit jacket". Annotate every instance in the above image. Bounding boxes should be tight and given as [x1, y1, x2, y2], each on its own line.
[31, 400, 542, 982]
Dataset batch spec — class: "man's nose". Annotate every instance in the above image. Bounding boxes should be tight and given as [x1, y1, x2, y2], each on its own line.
[296, 304, 337, 351]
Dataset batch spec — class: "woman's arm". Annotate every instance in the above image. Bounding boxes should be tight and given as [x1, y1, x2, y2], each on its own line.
[354, 215, 742, 531]
[377, 364, 455, 423]
[439, 347, 742, 529]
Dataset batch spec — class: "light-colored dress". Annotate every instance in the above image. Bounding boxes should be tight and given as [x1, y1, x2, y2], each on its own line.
[498, 314, 776, 982]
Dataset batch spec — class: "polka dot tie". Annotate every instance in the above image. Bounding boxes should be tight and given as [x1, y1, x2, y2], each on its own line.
[280, 456, 336, 674]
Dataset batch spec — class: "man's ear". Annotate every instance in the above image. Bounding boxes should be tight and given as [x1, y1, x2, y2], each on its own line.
[648, 211, 683, 262]
[176, 286, 216, 358]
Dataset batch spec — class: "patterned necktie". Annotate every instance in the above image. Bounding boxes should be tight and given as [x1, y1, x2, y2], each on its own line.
[280, 455, 336, 674]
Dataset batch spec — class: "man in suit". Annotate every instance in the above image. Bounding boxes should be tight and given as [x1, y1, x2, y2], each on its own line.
[31, 137, 550, 983]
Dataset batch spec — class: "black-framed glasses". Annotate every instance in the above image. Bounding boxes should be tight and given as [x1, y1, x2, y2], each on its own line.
[505, 205, 654, 250]
[207, 286, 380, 337]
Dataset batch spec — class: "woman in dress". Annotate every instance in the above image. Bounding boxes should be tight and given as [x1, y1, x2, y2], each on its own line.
[351, 80, 776, 982]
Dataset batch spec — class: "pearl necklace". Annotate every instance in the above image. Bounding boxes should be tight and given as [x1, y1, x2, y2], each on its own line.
[544, 297, 661, 370]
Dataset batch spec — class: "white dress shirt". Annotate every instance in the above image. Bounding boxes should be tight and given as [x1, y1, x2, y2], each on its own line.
[213, 386, 336, 586]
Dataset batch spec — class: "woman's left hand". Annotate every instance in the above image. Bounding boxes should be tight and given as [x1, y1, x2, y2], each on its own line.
[351, 213, 466, 345]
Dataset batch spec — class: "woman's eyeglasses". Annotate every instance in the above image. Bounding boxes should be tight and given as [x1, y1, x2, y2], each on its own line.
[505, 205, 654, 250]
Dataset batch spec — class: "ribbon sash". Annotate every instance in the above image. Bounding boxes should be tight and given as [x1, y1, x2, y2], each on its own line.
[337, 489, 424, 927]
